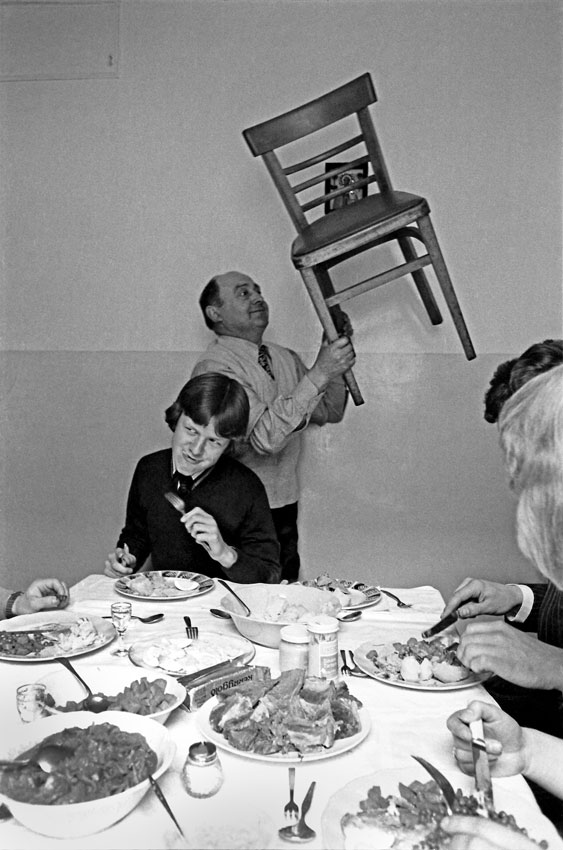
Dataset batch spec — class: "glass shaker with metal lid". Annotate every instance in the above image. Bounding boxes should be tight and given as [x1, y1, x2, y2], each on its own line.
[181, 741, 224, 798]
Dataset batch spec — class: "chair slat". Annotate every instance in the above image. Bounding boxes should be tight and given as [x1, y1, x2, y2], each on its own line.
[243, 73, 376, 155]
[283, 135, 364, 176]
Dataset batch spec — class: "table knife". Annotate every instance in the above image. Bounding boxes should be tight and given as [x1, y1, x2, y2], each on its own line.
[412, 755, 456, 813]
[469, 718, 494, 815]
[177, 652, 249, 687]
[421, 612, 458, 639]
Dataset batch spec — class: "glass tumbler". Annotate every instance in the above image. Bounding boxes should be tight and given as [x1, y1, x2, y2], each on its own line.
[110, 601, 132, 656]
[16, 683, 48, 723]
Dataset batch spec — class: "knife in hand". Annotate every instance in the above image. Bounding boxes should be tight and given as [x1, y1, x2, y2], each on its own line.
[412, 756, 456, 813]
[469, 718, 495, 815]
[421, 597, 479, 639]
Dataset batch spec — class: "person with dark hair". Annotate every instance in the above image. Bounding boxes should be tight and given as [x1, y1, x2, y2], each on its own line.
[193, 271, 355, 582]
[483, 338, 563, 423]
[442, 344, 563, 826]
[104, 373, 281, 583]
[443, 365, 563, 847]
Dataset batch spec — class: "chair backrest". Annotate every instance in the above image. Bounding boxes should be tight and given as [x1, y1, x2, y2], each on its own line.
[243, 73, 394, 233]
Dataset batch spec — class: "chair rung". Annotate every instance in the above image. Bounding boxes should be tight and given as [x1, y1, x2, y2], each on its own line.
[324, 255, 432, 306]
[283, 134, 364, 176]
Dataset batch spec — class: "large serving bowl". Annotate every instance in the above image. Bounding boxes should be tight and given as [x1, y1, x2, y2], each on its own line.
[221, 583, 342, 648]
[37, 664, 185, 724]
[0, 710, 175, 837]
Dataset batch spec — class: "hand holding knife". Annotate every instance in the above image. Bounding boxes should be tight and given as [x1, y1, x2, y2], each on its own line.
[469, 718, 495, 815]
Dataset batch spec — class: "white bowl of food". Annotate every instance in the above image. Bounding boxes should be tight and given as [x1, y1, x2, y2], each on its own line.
[38, 665, 186, 724]
[0, 710, 175, 837]
[221, 583, 342, 648]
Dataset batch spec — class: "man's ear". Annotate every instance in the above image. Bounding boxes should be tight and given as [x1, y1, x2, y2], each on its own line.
[205, 304, 221, 325]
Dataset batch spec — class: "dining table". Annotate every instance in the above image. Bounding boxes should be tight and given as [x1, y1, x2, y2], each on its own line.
[1, 573, 562, 850]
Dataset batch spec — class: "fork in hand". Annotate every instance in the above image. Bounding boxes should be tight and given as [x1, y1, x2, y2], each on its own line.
[284, 766, 299, 821]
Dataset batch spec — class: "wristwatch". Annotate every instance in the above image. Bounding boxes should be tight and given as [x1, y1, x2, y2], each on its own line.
[5, 590, 24, 619]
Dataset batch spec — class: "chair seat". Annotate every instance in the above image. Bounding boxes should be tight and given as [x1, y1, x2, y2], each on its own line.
[292, 190, 428, 266]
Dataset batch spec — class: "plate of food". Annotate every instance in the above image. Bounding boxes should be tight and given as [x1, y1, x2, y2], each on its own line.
[114, 570, 214, 601]
[0, 611, 115, 661]
[197, 668, 371, 763]
[129, 630, 255, 676]
[321, 765, 557, 849]
[300, 574, 382, 610]
[353, 635, 489, 690]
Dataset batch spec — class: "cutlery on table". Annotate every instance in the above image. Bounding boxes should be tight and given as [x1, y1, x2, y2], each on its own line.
[183, 616, 199, 640]
[177, 652, 249, 688]
[348, 650, 369, 677]
[209, 607, 232, 620]
[279, 780, 316, 843]
[412, 755, 456, 814]
[377, 588, 412, 608]
[148, 775, 185, 840]
[56, 657, 110, 713]
[469, 718, 495, 815]
[336, 609, 362, 622]
[340, 649, 353, 676]
[284, 766, 299, 821]
[102, 613, 164, 624]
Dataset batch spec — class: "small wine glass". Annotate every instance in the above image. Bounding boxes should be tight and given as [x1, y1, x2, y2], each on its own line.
[110, 601, 132, 656]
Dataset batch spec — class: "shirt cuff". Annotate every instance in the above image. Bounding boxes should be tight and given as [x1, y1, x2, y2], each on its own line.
[506, 584, 534, 623]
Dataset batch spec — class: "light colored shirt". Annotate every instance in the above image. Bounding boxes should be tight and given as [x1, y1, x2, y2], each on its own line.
[507, 583, 535, 623]
[191, 336, 347, 508]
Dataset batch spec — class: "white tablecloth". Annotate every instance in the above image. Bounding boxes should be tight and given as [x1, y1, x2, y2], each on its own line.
[1, 576, 561, 850]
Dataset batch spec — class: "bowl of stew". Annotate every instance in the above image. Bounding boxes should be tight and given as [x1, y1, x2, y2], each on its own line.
[38, 665, 185, 724]
[0, 711, 175, 837]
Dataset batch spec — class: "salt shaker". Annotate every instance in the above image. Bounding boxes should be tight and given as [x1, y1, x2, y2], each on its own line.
[181, 741, 224, 798]
[279, 624, 310, 672]
[307, 615, 340, 681]
[16, 683, 48, 723]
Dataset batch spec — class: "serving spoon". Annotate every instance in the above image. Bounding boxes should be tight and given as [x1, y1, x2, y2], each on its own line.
[56, 657, 110, 713]
[0, 743, 73, 774]
[217, 579, 251, 616]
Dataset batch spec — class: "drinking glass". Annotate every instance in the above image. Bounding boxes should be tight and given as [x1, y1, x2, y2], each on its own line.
[110, 601, 132, 656]
[16, 683, 48, 723]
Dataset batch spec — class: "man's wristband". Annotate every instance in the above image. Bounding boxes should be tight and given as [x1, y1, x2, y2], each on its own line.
[5, 591, 24, 619]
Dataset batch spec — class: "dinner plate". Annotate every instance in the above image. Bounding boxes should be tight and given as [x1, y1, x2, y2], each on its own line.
[0, 611, 115, 661]
[353, 640, 490, 691]
[300, 578, 381, 610]
[196, 700, 371, 763]
[341, 582, 382, 610]
[129, 630, 255, 676]
[114, 570, 215, 601]
[321, 765, 561, 849]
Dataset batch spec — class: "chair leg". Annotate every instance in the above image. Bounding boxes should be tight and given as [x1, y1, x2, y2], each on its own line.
[417, 214, 476, 360]
[298, 266, 365, 406]
[396, 234, 443, 326]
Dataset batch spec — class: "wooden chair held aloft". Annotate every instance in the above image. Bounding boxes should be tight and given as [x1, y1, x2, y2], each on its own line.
[243, 73, 475, 406]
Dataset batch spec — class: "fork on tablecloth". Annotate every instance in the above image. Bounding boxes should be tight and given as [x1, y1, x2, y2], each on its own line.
[283, 766, 299, 820]
[183, 616, 199, 640]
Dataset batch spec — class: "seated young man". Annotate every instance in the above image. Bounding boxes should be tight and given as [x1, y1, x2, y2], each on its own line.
[104, 373, 281, 584]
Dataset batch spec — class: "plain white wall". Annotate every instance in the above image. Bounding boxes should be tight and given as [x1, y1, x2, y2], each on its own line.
[1, 0, 562, 598]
